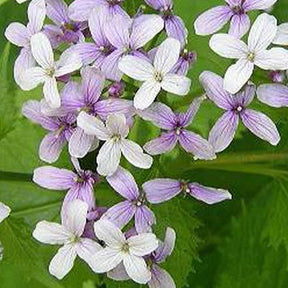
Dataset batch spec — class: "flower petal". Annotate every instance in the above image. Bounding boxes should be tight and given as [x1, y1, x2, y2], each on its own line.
[161, 74, 191, 96]
[254, 48, 288, 70]
[76, 238, 102, 264]
[5, 22, 30, 47]
[27, 0, 46, 34]
[257, 84, 288, 107]
[243, 0, 278, 11]
[240, 109, 280, 145]
[20, 67, 47, 91]
[128, 233, 158, 257]
[43, 77, 61, 109]
[55, 52, 82, 77]
[273, 23, 288, 46]
[165, 15, 188, 48]
[149, 265, 176, 288]
[0, 203, 11, 223]
[229, 13, 250, 39]
[107, 262, 130, 281]
[106, 114, 129, 137]
[134, 206, 156, 234]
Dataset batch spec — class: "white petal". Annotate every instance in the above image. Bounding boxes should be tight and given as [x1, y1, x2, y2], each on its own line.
[120, 139, 153, 169]
[123, 254, 151, 284]
[248, 13, 277, 52]
[30, 33, 54, 69]
[134, 80, 161, 110]
[49, 244, 77, 280]
[0, 202, 11, 223]
[128, 233, 158, 257]
[209, 34, 248, 59]
[76, 238, 102, 264]
[161, 74, 191, 96]
[33, 221, 72, 245]
[223, 59, 254, 94]
[97, 139, 122, 176]
[27, 0, 46, 33]
[106, 114, 129, 137]
[62, 199, 88, 237]
[43, 77, 61, 109]
[94, 219, 126, 248]
[154, 38, 181, 74]
[90, 247, 123, 273]
[55, 52, 82, 77]
[5, 22, 30, 47]
[77, 111, 110, 140]
[118, 55, 154, 81]
[21, 66, 47, 90]
[255, 48, 288, 70]
[273, 23, 288, 46]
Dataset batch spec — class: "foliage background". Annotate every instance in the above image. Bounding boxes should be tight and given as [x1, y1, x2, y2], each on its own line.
[0, 0, 288, 287]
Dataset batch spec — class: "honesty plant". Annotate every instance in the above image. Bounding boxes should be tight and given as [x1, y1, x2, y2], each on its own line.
[3, 0, 286, 286]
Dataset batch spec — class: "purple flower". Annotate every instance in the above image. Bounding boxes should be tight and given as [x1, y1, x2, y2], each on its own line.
[69, 0, 128, 22]
[200, 71, 281, 153]
[44, 0, 87, 48]
[101, 14, 164, 81]
[33, 157, 98, 213]
[60, 67, 134, 158]
[145, 0, 188, 47]
[257, 83, 288, 108]
[5, 0, 46, 88]
[194, 0, 278, 38]
[143, 179, 232, 205]
[269, 70, 286, 83]
[22, 99, 76, 163]
[108, 81, 125, 98]
[170, 50, 197, 76]
[138, 97, 216, 160]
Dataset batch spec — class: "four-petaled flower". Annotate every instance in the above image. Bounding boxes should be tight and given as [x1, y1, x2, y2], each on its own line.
[0, 202, 11, 223]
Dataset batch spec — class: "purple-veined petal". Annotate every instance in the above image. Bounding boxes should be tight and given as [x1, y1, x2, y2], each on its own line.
[144, 132, 178, 156]
[194, 6, 233, 36]
[5, 22, 30, 47]
[188, 183, 232, 204]
[106, 166, 139, 200]
[106, 114, 129, 138]
[240, 109, 280, 145]
[72, 43, 101, 66]
[257, 84, 288, 107]
[165, 15, 187, 48]
[243, 0, 278, 11]
[46, 0, 69, 26]
[209, 111, 239, 153]
[107, 262, 130, 281]
[233, 83, 256, 107]
[69, 0, 97, 22]
[128, 233, 158, 257]
[143, 179, 182, 204]
[101, 49, 124, 81]
[229, 13, 250, 39]
[144, 0, 172, 10]
[27, 0, 46, 34]
[43, 77, 61, 109]
[135, 206, 156, 234]
[179, 130, 216, 160]
[55, 52, 82, 77]
[33, 166, 76, 190]
[149, 265, 176, 288]
[161, 74, 191, 96]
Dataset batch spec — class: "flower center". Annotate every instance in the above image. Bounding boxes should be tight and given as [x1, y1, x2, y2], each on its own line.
[175, 127, 182, 136]
[154, 71, 163, 82]
[112, 134, 121, 142]
[232, 5, 244, 15]
[46, 67, 55, 77]
[121, 242, 130, 253]
[247, 52, 255, 62]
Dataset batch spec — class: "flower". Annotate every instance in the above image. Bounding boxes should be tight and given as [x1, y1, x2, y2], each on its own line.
[145, 0, 188, 47]
[103, 166, 156, 233]
[33, 157, 98, 212]
[89, 219, 158, 284]
[257, 83, 288, 108]
[119, 38, 191, 110]
[77, 112, 153, 176]
[33, 200, 102, 280]
[200, 71, 280, 152]
[44, 0, 87, 48]
[101, 13, 164, 81]
[108, 227, 177, 288]
[0, 202, 11, 223]
[21, 32, 82, 108]
[138, 97, 216, 160]
[170, 49, 197, 76]
[209, 13, 288, 94]
[273, 22, 288, 46]
[194, 0, 278, 38]
[143, 178, 232, 205]
[22, 99, 76, 163]
[5, 0, 46, 88]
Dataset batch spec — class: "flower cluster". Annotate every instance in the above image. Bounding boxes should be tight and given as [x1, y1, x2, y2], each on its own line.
[3, 0, 288, 286]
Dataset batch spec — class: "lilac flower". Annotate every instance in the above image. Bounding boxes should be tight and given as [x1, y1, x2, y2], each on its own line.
[209, 13, 288, 94]
[22, 99, 76, 163]
[269, 70, 286, 83]
[257, 83, 288, 108]
[143, 178, 232, 205]
[0, 202, 11, 223]
[44, 0, 87, 48]
[145, 0, 188, 47]
[119, 38, 191, 110]
[69, 0, 128, 22]
[194, 0, 278, 38]
[103, 167, 157, 233]
[108, 81, 125, 98]
[200, 71, 280, 152]
[33, 200, 102, 280]
[107, 227, 176, 288]
[273, 23, 288, 46]
[170, 50, 197, 76]
[72, 8, 114, 68]
[77, 113, 153, 176]
[21, 33, 82, 108]
[5, 0, 46, 88]
[89, 219, 158, 284]
[101, 14, 164, 81]
[33, 157, 98, 212]
[138, 97, 216, 160]
[60, 67, 134, 158]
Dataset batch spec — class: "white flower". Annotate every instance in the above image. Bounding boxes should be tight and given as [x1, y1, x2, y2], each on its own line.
[21, 33, 82, 108]
[90, 219, 158, 284]
[33, 200, 102, 280]
[77, 112, 153, 176]
[273, 23, 288, 46]
[210, 13, 288, 94]
[118, 38, 191, 110]
[0, 202, 11, 223]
